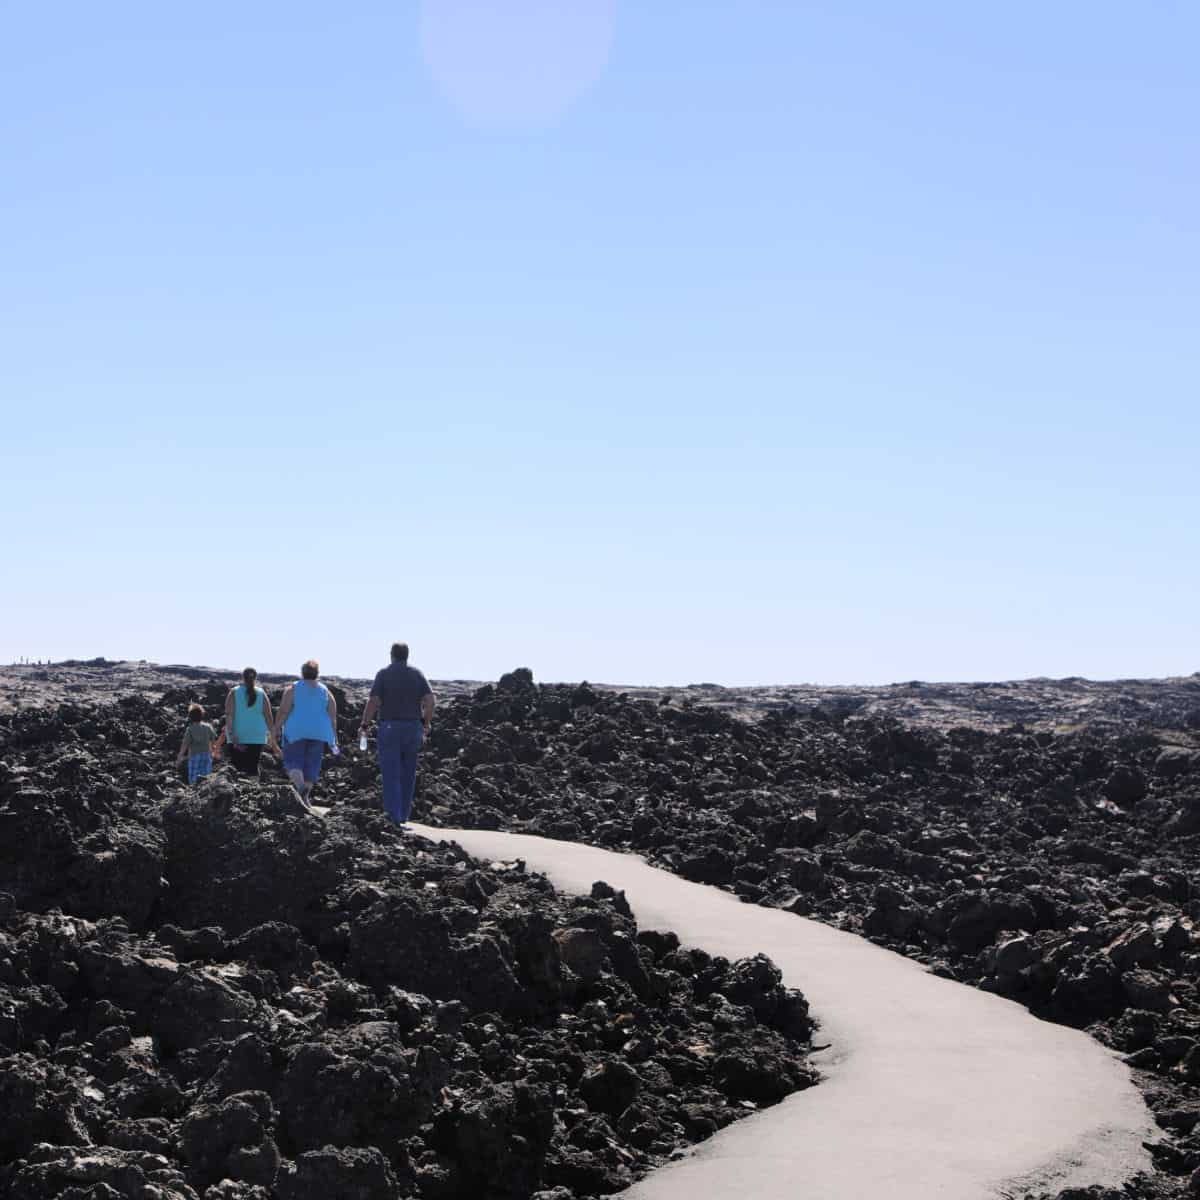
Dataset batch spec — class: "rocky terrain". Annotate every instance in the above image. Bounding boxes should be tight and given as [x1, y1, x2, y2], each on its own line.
[4, 659, 1200, 1199]
[407, 668, 1200, 1200]
[6, 658, 1200, 732]
[0, 674, 817, 1200]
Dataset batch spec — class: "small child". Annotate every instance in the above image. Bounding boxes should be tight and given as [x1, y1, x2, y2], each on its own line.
[176, 703, 219, 785]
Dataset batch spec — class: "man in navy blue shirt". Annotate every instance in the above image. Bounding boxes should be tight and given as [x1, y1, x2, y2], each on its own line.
[358, 642, 435, 825]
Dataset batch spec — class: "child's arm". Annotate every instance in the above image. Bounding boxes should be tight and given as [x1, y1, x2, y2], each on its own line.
[175, 731, 189, 765]
[213, 728, 225, 758]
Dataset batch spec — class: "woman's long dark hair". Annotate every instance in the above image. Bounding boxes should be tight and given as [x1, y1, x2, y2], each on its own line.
[243, 667, 258, 707]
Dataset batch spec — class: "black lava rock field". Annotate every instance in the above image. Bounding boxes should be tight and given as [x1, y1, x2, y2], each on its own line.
[4, 660, 1200, 1199]
[0, 668, 816, 1200]
[409, 668, 1200, 1200]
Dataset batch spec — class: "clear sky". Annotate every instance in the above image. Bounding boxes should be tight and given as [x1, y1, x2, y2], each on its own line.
[2, 2, 1197, 685]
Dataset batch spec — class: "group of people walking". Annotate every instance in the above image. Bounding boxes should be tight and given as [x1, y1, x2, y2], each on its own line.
[175, 642, 434, 825]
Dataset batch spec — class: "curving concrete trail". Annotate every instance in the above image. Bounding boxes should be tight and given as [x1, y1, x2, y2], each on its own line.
[411, 823, 1155, 1200]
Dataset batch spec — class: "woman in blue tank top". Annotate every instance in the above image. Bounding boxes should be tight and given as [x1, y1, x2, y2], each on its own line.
[273, 659, 338, 802]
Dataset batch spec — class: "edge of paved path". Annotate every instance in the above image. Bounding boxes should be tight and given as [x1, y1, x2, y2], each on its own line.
[410, 823, 1158, 1200]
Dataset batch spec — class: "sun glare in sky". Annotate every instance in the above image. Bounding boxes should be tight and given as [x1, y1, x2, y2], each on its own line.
[420, 0, 617, 130]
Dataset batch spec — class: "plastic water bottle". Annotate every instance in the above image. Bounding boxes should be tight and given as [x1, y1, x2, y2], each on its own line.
[330, 742, 340, 757]
[358, 732, 368, 752]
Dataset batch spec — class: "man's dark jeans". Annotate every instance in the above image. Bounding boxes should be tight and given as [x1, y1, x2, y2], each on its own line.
[378, 719, 424, 823]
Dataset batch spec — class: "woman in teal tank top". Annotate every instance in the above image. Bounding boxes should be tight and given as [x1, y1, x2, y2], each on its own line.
[222, 667, 279, 776]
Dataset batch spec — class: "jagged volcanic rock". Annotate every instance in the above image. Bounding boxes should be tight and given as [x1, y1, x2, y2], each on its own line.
[0, 679, 817, 1200]
[402, 669, 1200, 1200]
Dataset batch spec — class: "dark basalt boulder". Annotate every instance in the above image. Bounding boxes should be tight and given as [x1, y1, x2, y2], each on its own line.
[1051, 956, 1125, 1024]
[345, 897, 521, 1014]
[430, 1081, 555, 1197]
[277, 1039, 423, 1158]
[843, 829, 906, 870]
[153, 968, 259, 1054]
[579, 1058, 641, 1116]
[7, 1145, 200, 1200]
[497, 667, 535, 693]
[552, 927, 607, 982]
[713, 1048, 806, 1104]
[78, 942, 182, 1017]
[160, 788, 350, 937]
[1155, 747, 1197, 780]
[934, 892, 1039, 953]
[179, 1092, 280, 1189]
[1102, 765, 1149, 806]
[274, 1145, 398, 1200]
[0, 1054, 101, 1161]
[1164, 790, 1200, 837]
[673, 846, 737, 885]
[0, 791, 164, 929]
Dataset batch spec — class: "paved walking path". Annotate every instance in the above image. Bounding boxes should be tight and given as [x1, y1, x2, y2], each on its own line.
[411, 823, 1155, 1199]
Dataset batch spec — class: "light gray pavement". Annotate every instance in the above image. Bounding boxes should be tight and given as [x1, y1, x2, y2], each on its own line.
[411, 823, 1156, 1200]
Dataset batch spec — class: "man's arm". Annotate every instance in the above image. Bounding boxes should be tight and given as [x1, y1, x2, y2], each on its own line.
[273, 685, 294, 741]
[359, 695, 380, 731]
[420, 691, 435, 732]
[326, 692, 338, 743]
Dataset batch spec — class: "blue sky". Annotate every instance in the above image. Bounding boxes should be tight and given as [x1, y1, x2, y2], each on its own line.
[2, 2, 1196, 685]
